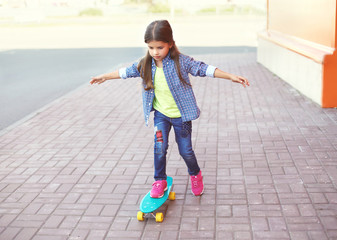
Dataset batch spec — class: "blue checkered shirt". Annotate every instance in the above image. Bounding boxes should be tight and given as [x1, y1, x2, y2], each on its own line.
[119, 53, 216, 126]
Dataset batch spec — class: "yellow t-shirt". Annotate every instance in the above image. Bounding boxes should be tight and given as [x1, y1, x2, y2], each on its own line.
[153, 67, 181, 118]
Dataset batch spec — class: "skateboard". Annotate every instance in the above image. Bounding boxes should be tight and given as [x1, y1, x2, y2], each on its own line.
[137, 176, 175, 222]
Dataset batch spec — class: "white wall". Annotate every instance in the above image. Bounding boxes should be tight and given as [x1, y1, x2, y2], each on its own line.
[257, 38, 323, 105]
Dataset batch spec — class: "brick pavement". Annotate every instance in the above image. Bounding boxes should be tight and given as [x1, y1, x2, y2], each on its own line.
[0, 51, 337, 240]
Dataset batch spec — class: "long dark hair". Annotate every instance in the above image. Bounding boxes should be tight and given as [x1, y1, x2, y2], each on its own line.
[137, 20, 188, 90]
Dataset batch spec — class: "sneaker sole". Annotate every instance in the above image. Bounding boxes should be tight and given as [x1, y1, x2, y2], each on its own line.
[191, 187, 204, 196]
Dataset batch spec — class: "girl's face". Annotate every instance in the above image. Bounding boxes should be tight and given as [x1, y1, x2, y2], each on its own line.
[147, 41, 172, 64]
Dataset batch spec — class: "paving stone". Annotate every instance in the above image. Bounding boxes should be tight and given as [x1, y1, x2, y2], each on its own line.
[0, 52, 336, 239]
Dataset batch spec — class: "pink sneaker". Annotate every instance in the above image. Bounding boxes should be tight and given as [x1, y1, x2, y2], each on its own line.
[190, 171, 204, 196]
[150, 180, 167, 198]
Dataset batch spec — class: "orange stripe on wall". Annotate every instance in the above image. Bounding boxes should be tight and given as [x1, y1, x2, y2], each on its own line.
[322, 4, 337, 108]
[322, 52, 337, 107]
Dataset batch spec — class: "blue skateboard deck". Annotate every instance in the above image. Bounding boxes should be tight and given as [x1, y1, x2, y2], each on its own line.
[137, 176, 175, 222]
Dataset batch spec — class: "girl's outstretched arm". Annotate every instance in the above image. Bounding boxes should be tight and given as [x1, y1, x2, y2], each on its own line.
[90, 70, 120, 85]
[214, 68, 250, 88]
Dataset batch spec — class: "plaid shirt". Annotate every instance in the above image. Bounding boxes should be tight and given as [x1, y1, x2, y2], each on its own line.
[119, 53, 216, 126]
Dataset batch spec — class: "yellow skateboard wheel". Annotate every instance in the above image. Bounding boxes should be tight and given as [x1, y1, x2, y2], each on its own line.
[137, 211, 145, 221]
[168, 191, 176, 200]
[155, 212, 164, 222]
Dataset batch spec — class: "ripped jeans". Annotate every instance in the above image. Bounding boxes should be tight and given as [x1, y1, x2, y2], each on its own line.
[153, 110, 200, 180]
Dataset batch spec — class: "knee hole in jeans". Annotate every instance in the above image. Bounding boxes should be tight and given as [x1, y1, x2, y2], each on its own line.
[155, 130, 164, 154]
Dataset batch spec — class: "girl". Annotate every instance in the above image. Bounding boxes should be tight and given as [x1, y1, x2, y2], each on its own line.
[90, 20, 249, 198]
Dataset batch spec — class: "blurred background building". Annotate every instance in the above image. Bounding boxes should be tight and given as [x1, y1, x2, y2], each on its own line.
[0, 0, 266, 20]
[257, 0, 337, 108]
[0, 0, 267, 48]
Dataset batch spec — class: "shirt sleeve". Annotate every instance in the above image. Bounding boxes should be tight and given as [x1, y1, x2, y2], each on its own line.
[206, 65, 216, 78]
[119, 61, 141, 79]
[181, 54, 216, 78]
[119, 68, 127, 79]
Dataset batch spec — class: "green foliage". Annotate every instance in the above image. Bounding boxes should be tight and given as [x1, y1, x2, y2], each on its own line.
[198, 7, 217, 14]
[148, 3, 170, 13]
[125, 0, 153, 3]
[198, 5, 265, 15]
[79, 8, 103, 17]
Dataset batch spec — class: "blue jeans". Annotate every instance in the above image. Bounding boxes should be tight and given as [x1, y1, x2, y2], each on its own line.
[153, 110, 200, 180]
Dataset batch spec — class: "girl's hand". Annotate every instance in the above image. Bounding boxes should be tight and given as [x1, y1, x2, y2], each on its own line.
[90, 71, 119, 85]
[90, 76, 107, 85]
[230, 74, 250, 88]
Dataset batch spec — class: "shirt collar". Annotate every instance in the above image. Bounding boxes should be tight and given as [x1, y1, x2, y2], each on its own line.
[163, 51, 171, 63]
